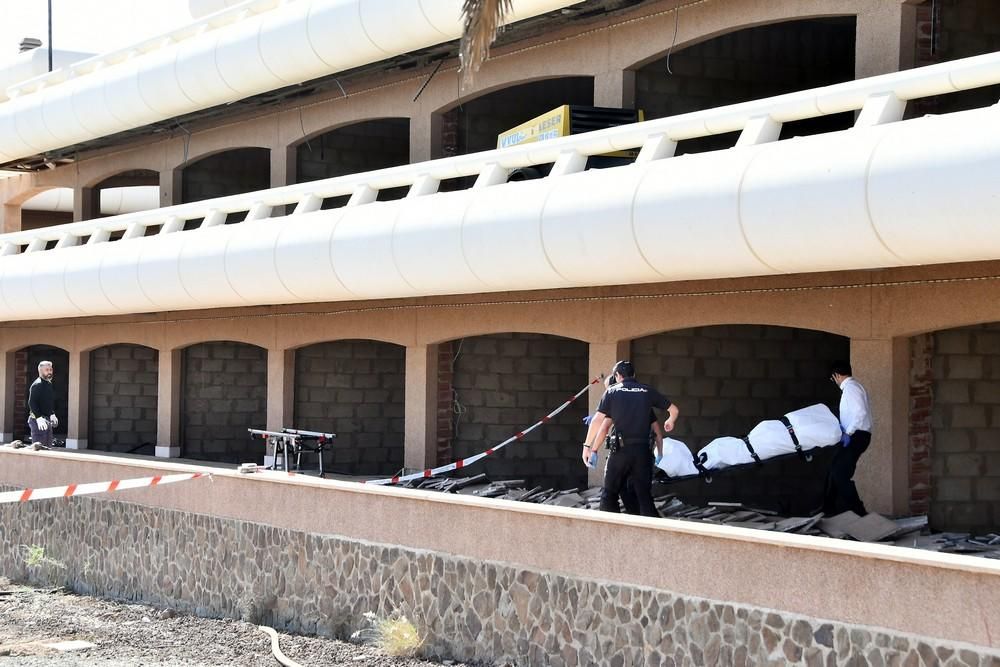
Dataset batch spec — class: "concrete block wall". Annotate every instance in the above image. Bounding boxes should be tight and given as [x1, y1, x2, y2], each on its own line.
[450, 333, 589, 490]
[182, 342, 267, 463]
[181, 148, 270, 204]
[632, 326, 849, 450]
[296, 118, 409, 184]
[292, 341, 405, 475]
[930, 323, 1000, 533]
[88, 345, 159, 453]
[635, 18, 856, 153]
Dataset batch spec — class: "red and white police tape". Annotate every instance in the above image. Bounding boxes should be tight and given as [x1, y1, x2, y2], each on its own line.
[364, 376, 602, 486]
[0, 472, 210, 504]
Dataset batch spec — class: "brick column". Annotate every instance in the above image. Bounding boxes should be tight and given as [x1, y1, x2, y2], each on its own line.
[64, 350, 89, 449]
[908, 334, 934, 515]
[410, 112, 433, 163]
[436, 341, 455, 466]
[849, 338, 910, 516]
[156, 349, 182, 458]
[12, 349, 27, 441]
[587, 340, 631, 488]
[266, 348, 294, 431]
[404, 344, 439, 470]
[0, 350, 16, 442]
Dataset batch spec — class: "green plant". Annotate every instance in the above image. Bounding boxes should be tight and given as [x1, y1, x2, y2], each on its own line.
[19, 544, 67, 587]
[351, 611, 423, 657]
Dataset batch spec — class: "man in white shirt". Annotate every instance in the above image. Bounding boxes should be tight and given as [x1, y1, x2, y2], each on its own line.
[825, 361, 872, 516]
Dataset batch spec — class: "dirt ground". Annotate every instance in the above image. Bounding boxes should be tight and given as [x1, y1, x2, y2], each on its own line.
[0, 578, 468, 666]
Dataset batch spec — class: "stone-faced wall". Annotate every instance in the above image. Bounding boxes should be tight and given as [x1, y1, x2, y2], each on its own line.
[930, 323, 1000, 533]
[293, 341, 405, 475]
[449, 333, 588, 490]
[1, 494, 998, 667]
[181, 148, 270, 204]
[296, 119, 409, 184]
[635, 18, 855, 153]
[182, 342, 267, 463]
[89, 345, 158, 453]
[632, 326, 849, 450]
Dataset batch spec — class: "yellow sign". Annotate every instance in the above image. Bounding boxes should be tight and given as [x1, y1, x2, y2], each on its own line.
[497, 106, 571, 149]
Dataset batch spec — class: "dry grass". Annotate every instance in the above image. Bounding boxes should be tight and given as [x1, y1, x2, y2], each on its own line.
[351, 611, 423, 657]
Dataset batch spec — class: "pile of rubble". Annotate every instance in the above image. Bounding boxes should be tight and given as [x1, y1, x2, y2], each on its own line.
[402, 475, 1000, 559]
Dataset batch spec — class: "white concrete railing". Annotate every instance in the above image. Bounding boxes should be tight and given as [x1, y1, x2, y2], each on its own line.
[1, 52, 999, 321]
[3, 50, 999, 254]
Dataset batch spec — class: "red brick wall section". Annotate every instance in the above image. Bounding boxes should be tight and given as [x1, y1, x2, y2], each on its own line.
[908, 334, 935, 516]
[13, 349, 26, 441]
[437, 341, 455, 466]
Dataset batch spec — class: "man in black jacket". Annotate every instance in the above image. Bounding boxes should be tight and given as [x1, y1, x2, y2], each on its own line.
[27, 361, 58, 447]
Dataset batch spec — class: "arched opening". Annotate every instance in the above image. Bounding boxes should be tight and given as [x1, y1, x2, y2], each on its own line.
[910, 324, 1000, 534]
[293, 340, 405, 475]
[87, 169, 160, 220]
[634, 17, 856, 155]
[434, 77, 594, 159]
[910, 0, 1000, 117]
[13, 345, 69, 442]
[295, 118, 410, 204]
[633, 325, 849, 511]
[181, 341, 267, 463]
[88, 344, 158, 454]
[180, 148, 270, 205]
[439, 333, 589, 490]
[19, 188, 73, 231]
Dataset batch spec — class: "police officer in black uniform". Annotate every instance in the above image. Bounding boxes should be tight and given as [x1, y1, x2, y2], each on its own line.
[582, 361, 679, 517]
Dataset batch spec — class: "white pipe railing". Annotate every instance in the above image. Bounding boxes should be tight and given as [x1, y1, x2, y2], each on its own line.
[3, 51, 999, 257]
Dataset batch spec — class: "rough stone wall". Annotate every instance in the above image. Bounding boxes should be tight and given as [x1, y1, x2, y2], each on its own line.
[181, 148, 270, 204]
[89, 345, 158, 453]
[450, 334, 588, 490]
[296, 119, 409, 184]
[633, 326, 849, 450]
[182, 342, 267, 464]
[635, 18, 856, 153]
[292, 341, 405, 475]
[1, 494, 998, 667]
[930, 324, 1000, 533]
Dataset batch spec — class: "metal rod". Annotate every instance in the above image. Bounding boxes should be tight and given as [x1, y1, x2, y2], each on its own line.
[47, 0, 53, 72]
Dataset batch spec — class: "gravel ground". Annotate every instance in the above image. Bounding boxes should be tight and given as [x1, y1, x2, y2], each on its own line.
[0, 579, 468, 666]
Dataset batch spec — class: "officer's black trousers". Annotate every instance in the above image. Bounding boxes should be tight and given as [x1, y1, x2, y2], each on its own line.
[824, 430, 871, 516]
[600, 445, 658, 517]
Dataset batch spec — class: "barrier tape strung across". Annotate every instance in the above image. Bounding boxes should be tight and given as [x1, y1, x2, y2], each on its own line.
[365, 376, 602, 486]
[0, 472, 210, 504]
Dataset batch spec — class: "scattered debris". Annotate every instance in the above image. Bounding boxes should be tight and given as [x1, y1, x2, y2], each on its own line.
[42, 639, 97, 652]
[401, 475, 1000, 558]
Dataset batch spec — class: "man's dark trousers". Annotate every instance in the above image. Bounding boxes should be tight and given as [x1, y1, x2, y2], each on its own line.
[824, 430, 871, 516]
[27, 417, 53, 447]
[600, 444, 657, 517]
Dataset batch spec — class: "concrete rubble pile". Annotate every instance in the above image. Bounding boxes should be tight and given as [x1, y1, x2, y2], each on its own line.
[402, 474, 1000, 559]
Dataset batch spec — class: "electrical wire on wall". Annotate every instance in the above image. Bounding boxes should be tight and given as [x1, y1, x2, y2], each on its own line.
[665, 1, 680, 75]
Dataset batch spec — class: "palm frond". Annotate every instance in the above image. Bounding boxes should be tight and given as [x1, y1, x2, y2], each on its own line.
[460, 0, 514, 87]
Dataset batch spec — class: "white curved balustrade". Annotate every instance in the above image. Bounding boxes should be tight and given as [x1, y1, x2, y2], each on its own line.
[1, 53, 1000, 322]
[0, 0, 580, 164]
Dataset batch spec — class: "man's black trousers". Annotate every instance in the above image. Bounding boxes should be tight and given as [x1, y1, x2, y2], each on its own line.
[824, 430, 871, 516]
[600, 445, 658, 517]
